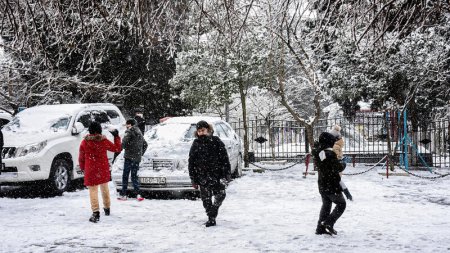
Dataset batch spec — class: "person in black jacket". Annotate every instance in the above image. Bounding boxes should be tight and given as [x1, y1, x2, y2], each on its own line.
[188, 120, 231, 227]
[118, 119, 147, 201]
[313, 131, 346, 235]
[134, 110, 146, 134]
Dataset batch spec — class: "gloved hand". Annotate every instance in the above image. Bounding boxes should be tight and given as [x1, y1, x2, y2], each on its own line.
[109, 129, 119, 137]
[343, 188, 353, 201]
[192, 184, 199, 190]
[220, 178, 230, 187]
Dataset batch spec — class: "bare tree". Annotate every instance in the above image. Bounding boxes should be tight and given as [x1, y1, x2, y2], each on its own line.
[179, 0, 261, 167]
[312, 0, 449, 50]
[243, 0, 325, 151]
[0, 0, 189, 112]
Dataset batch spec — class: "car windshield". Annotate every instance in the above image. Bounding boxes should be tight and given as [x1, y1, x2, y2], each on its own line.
[146, 123, 195, 142]
[4, 112, 72, 133]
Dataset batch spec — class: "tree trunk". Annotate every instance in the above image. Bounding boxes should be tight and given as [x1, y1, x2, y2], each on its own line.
[239, 81, 250, 167]
[268, 118, 276, 160]
[305, 124, 314, 153]
[225, 103, 229, 122]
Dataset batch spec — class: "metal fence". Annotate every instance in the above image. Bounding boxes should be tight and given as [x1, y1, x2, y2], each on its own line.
[229, 111, 450, 168]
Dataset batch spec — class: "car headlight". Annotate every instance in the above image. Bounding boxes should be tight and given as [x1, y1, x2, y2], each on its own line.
[15, 141, 47, 157]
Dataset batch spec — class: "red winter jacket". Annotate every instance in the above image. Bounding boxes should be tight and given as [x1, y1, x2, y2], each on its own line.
[79, 134, 122, 186]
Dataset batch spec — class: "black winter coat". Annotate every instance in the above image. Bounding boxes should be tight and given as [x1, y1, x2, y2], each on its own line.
[122, 126, 146, 163]
[134, 115, 146, 134]
[313, 148, 344, 195]
[188, 135, 231, 189]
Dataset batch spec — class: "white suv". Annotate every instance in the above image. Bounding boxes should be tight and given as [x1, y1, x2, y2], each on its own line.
[0, 103, 126, 193]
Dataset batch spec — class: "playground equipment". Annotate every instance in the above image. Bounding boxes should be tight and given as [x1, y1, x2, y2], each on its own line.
[395, 108, 433, 172]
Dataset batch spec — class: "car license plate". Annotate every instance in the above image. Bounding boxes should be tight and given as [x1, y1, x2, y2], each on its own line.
[139, 177, 166, 184]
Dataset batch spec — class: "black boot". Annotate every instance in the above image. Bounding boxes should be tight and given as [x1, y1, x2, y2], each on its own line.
[89, 211, 100, 223]
[104, 208, 110, 216]
[204, 217, 216, 227]
[321, 222, 337, 235]
[315, 223, 332, 235]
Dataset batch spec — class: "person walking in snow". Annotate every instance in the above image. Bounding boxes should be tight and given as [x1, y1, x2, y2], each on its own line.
[313, 131, 346, 235]
[134, 109, 146, 134]
[188, 120, 231, 227]
[79, 121, 122, 223]
[329, 125, 353, 201]
[118, 119, 147, 201]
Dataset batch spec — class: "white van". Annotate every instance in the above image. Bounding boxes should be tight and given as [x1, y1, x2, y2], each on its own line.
[0, 103, 126, 193]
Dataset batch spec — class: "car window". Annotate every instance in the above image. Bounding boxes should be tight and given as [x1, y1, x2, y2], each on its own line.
[4, 117, 19, 130]
[214, 123, 229, 138]
[184, 124, 197, 139]
[51, 117, 71, 130]
[220, 123, 234, 137]
[105, 110, 119, 120]
[146, 128, 157, 140]
[105, 110, 121, 125]
[145, 123, 194, 142]
[77, 112, 91, 128]
[92, 110, 110, 124]
[0, 119, 9, 128]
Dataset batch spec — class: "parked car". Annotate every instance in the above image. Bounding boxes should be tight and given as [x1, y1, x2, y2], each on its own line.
[112, 116, 243, 194]
[0, 103, 126, 193]
[0, 110, 13, 128]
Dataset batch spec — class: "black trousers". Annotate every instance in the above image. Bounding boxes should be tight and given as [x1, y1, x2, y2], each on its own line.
[200, 185, 226, 219]
[317, 192, 346, 228]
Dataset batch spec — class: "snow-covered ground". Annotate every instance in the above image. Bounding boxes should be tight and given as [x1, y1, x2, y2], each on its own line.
[1, 164, 449, 253]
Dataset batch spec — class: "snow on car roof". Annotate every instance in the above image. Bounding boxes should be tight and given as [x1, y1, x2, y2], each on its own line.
[20, 103, 117, 115]
[145, 116, 225, 144]
[164, 116, 223, 124]
[4, 103, 119, 134]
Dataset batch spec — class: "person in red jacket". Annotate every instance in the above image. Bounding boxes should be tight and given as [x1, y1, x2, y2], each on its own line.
[79, 121, 122, 223]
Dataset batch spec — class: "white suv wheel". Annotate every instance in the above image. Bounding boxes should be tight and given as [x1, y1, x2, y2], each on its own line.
[55, 166, 69, 190]
[49, 159, 71, 193]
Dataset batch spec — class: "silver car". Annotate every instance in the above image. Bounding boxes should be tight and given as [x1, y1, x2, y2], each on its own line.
[112, 116, 243, 193]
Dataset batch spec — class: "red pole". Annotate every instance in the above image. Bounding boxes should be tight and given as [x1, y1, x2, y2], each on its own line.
[352, 155, 356, 167]
[304, 153, 311, 177]
[386, 157, 389, 179]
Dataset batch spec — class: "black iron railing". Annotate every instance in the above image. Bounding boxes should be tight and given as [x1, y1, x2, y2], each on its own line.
[229, 111, 449, 168]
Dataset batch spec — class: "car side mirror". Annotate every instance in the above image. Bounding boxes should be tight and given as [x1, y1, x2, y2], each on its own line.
[72, 122, 85, 135]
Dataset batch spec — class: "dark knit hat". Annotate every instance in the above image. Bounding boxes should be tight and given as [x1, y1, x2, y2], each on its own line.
[196, 120, 209, 130]
[126, 119, 136, 126]
[319, 132, 336, 149]
[88, 121, 102, 135]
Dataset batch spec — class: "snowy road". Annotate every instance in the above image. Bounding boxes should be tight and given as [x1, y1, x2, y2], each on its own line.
[1, 164, 450, 253]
